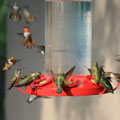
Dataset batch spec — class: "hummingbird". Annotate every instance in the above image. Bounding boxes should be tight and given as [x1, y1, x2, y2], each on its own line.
[85, 66, 92, 75]
[27, 95, 50, 103]
[36, 45, 45, 55]
[91, 62, 100, 85]
[2, 56, 21, 71]
[17, 27, 36, 48]
[23, 7, 36, 24]
[109, 73, 120, 82]
[15, 72, 41, 87]
[54, 66, 75, 94]
[100, 70, 114, 93]
[8, 2, 21, 21]
[8, 69, 21, 90]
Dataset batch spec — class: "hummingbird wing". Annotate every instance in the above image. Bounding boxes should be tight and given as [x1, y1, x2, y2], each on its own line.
[115, 55, 120, 57]
[100, 76, 114, 93]
[27, 95, 38, 103]
[49, 69, 54, 76]
[115, 59, 120, 62]
[99, 65, 105, 76]
[7, 3, 12, 9]
[8, 76, 17, 90]
[21, 34, 35, 48]
[84, 66, 92, 75]
[27, 95, 51, 103]
[18, 32, 23, 36]
[64, 66, 76, 80]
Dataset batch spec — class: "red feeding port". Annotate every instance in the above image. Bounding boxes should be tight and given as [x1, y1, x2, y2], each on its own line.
[17, 75, 120, 96]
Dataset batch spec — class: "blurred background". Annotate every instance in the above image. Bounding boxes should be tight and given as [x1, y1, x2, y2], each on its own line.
[0, 0, 120, 120]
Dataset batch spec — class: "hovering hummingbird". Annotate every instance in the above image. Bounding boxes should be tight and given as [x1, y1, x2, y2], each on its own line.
[100, 70, 114, 93]
[27, 95, 50, 103]
[54, 66, 75, 94]
[2, 56, 21, 71]
[23, 7, 35, 24]
[8, 2, 21, 21]
[17, 27, 35, 48]
[8, 69, 21, 90]
[91, 62, 100, 85]
[36, 45, 45, 55]
[15, 72, 41, 87]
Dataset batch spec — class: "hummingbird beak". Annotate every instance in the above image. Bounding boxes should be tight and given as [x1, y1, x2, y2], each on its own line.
[16, 59, 21, 62]
[17, 33, 23, 36]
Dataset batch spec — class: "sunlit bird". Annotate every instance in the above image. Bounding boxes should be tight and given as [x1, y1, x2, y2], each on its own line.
[100, 69, 114, 93]
[23, 7, 35, 24]
[2, 56, 21, 71]
[8, 2, 21, 21]
[15, 72, 41, 87]
[36, 45, 45, 55]
[8, 69, 21, 90]
[54, 66, 75, 94]
[17, 27, 35, 48]
[90, 62, 100, 85]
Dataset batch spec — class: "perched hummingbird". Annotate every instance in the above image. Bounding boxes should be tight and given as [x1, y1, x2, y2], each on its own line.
[91, 62, 100, 85]
[27, 95, 50, 103]
[8, 2, 21, 21]
[36, 45, 45, 55]
[109, 73, 120, 82]
[23, 7, 35, 24]
[54, 66, 75, 94]
[2, 56, 21, 71]
[104, 72, 112, 77]
[15, 72, 41, 87]
[100, 70, 114, 93]
[17, 27, 36, 48]
[8, 69, 21, 90]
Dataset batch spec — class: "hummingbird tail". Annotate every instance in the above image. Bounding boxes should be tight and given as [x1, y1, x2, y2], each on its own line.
[22, 39, 35, 48]
[7, 86, 12, 90]
[2, 67, 7, 71]
[25, 16, 35, 24]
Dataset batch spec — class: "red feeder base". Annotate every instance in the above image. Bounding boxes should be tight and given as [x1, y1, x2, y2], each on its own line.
[17, 75, 119, 96]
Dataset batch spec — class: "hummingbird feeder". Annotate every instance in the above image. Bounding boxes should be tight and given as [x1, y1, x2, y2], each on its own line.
[17, 0, 120, 96]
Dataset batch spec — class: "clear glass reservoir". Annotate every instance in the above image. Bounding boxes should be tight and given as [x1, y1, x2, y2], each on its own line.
[45, 0, 92, 75]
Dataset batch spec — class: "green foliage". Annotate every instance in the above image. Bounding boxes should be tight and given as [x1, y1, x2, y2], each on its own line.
[0, 0, 7, 50]
[0, 0, 7, 120]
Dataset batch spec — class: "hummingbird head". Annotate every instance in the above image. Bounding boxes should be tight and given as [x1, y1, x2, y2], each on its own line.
[24, 27, 29, 32]
[10, 57, 17, 63]
[13, 2, 18, 6]
[56, 88, 62, 94]
[13, 2, 19, 10]
[60, 73, 64, 76]
[93, 61, 98, 67]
